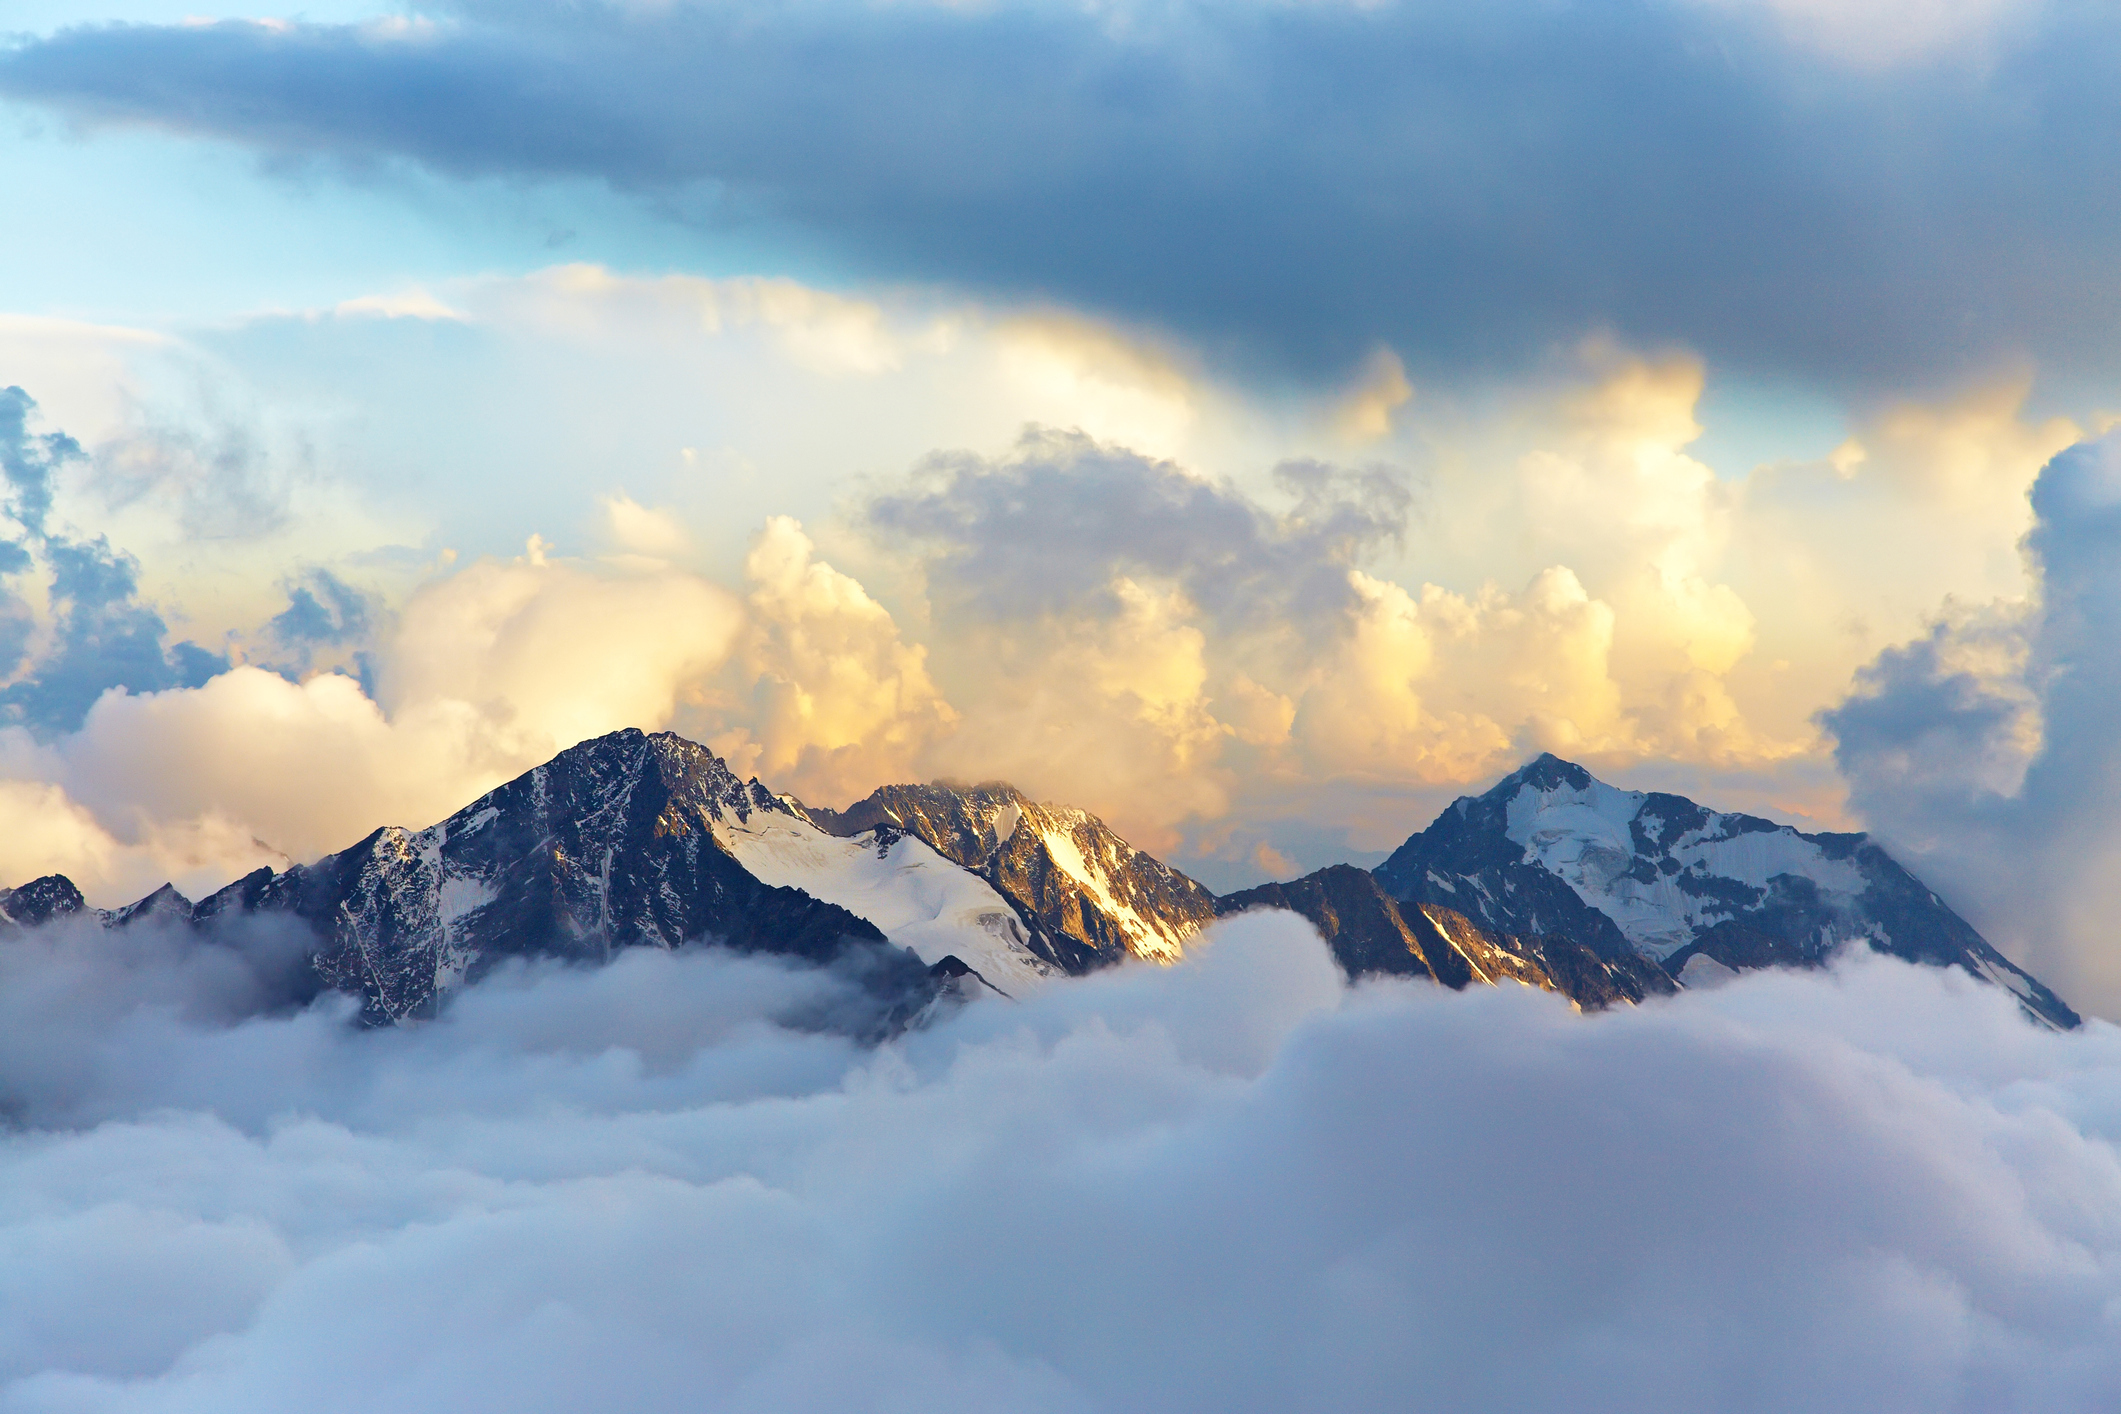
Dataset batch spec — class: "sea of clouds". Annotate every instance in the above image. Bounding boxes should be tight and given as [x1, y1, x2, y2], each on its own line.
[5, 911, 2121, 1412]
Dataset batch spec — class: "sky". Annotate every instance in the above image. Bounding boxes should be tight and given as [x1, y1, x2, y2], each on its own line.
[14, 6, 2121, 1409]
[2, 0, 2121, 1018]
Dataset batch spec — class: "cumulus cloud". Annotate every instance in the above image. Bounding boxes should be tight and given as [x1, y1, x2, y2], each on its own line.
[1, 1, 2116, 389]
[0, 316, 2086, 908]
[0, 526, 755, 900]
[707, 515, 957, 805]
[1826, 429, 2121, 1019]
[2, 911, 2121, 1410]
[871, 427, 1411, 629]
[0, 387, 225, 734]
[854, 429, 1417, 842]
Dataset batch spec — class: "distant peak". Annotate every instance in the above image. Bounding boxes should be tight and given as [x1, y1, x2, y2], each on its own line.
[1492, 751, 1597, 795]
[0, 873, 88, 926]
[548, 727, 735, 781]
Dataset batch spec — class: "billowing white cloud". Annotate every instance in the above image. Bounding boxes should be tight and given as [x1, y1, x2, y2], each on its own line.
[1826, 429, 2121, 1018]
[707, 516, 957, 805]
[2, 913, 2120, 1410]
[0, 544, 749, 898]
[0, 277, 2095, 931]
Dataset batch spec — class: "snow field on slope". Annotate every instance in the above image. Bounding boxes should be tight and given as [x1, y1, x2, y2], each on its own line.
[1034, 820, 1187, 963]
[1502, 781, 1868, 960]
[714, 814, 1056, 993]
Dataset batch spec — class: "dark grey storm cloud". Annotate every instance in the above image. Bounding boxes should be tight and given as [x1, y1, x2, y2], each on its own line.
[870, 428, 1410, 626]
[1825, 429, 2121, 1016]
[6, 912, 2121, 1409]
[6, 3, 2121, 387]
[0, 387, 226, 733]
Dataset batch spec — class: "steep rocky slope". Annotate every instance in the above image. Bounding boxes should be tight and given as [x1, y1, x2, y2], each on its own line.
[1218, 864, 1675, 1008]
[799, 782, 1220, 973]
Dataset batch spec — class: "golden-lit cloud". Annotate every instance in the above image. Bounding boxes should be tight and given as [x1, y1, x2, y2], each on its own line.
[707, 516, 957, 804]
[1335, 346, 1413, 443]
[0, 273, 2100, 914]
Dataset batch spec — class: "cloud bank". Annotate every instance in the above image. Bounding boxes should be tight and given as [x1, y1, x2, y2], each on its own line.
[4, 912, 2121, 1411]
[0, 311, 2083, 925]
[1827, 428, 2121, 1019]
[7, 2, 2121, 388]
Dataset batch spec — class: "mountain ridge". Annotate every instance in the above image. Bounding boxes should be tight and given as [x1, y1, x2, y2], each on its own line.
[0, 739, 2079, 1029]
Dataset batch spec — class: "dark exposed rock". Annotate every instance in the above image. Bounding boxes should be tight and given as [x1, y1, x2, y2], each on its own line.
[1217, 863, 1675, 1009]
[1219, 865, 1471, 986]
[2, 731, 919, 1027]
[187, 728, 900, 1024]
[0, 874, 88, 929]
[106, 882, 194, 929]
[1375, 756, 1636, 962]
[2, 737, 2076, 1032]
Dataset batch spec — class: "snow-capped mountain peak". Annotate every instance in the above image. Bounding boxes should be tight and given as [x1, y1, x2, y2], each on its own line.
[1378, 753, 2078, 1028]
[1499, 757, 1869, 961]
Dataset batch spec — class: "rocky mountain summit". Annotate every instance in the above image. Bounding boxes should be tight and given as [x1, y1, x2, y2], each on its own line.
[0, 737, 2078, 1028]
[186, 730, 909, 1022]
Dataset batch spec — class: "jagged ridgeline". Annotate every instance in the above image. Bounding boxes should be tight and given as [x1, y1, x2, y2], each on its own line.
[0, 733, 2080, 1029]
[0, 730, 1226, 1024]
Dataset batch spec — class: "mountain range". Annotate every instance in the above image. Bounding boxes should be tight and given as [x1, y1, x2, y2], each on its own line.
[0, 730, 2080, 1030]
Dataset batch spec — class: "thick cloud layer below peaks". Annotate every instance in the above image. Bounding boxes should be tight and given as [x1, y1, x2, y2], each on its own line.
[5, 911, 2121, 1411]
[8, 3, 2121, 387]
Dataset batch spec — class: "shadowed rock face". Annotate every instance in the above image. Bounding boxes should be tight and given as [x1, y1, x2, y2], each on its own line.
[800, 782, 1219, 974]
[1375, 755, 1638, 962]
[1375, 753, 2079, 1028]
[217, 729, 905, 1022]
[20, 730, 913, 1025]
[1217, 864, 1675, 1010]
[0, 874, 89, 929]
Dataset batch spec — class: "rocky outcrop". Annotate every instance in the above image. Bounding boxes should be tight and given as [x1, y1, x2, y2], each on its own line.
[801, 782, 1219, 973]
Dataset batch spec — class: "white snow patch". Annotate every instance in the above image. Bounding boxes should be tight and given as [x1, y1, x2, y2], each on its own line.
[992, 803, 1021, 846]
[1969, 951, 2038, 1007]
[1678, 953, 1742, 990]
[714, 812, 1054, 994]
[454, 806, 501, 838]
[1035, 822, 1186, 963]
[439, 874, 496, 929]
[1504, 780, 1868, 962]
